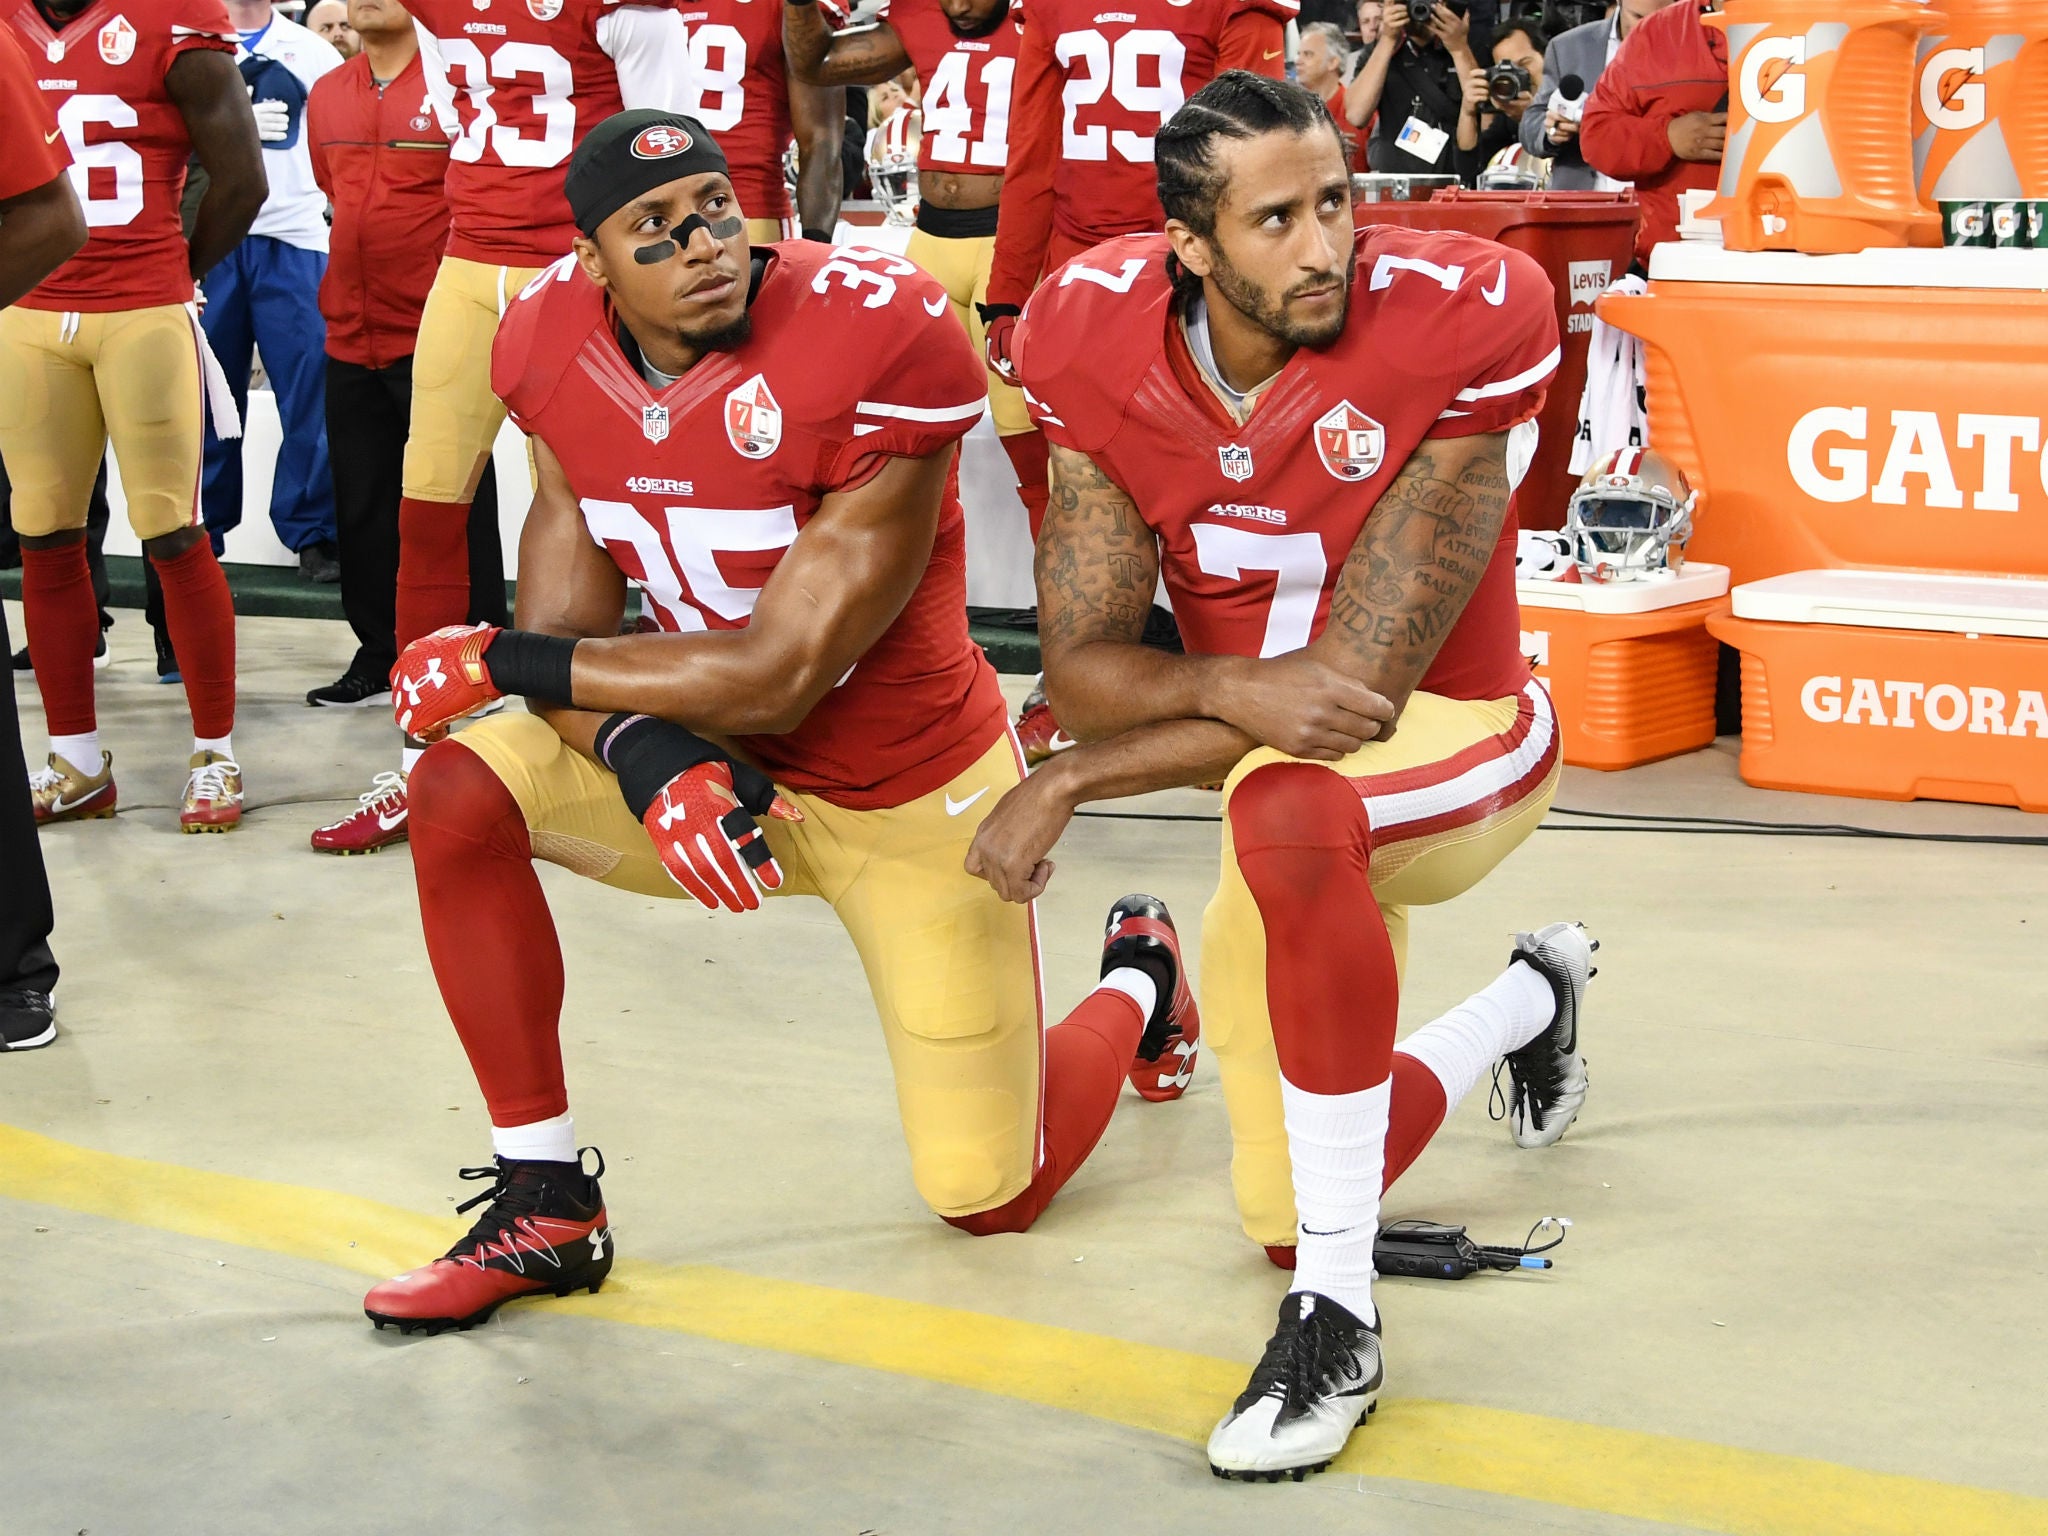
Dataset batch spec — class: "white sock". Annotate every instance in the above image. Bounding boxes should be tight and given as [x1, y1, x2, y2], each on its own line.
[491, 1112, 576, 1164]
[1283, 1074, 1390, 1325]
[49, 731, 103, 771]
[401, 743, 426, 774]
[193, 733, 235, 761]
[1395, 961, 1555, 1110]
[1098, 966, 1157, 1026]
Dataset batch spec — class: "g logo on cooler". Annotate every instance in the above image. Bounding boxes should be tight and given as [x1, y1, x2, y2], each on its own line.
[631, 125, 694, 160]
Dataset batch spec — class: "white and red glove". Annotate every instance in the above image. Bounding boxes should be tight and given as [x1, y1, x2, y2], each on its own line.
[978, 304, 1022, 388]
[391, 624, 503, 741]
[642, 758, 803, 912]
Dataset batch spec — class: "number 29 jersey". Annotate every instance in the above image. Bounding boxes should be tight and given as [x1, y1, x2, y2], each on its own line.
[492, 241, 1009, 810]
[1016, 226, 1563, 704]
[7, 0, 236, 312]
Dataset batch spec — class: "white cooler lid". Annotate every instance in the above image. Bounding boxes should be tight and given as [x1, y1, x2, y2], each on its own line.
[1646, 245, 2048, 291]
[1730, 569, 2048, 639]
[1518, 561, 1729, 614]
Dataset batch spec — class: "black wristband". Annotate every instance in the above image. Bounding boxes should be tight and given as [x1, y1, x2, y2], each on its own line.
[800, 228, 834, 243]
[974, 301, 1021, 325]
[595, 712, 780, 821]
[482, 630, 580, 706]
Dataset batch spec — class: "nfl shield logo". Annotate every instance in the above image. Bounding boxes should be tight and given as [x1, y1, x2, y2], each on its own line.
[1314, 402, 1386, 482]
[1218, 444, 1254, 482]
[641, 404, 670, 444]
[725, 374, 782, 459]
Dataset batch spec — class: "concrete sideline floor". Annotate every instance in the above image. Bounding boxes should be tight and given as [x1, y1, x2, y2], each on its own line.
[3, 608, 2045, 1536]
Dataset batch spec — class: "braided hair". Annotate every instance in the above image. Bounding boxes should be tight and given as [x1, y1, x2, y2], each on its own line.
[1155, 71, 1345, 309]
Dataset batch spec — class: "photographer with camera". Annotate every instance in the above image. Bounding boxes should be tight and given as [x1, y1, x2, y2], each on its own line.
[1344, 1, 1491, 178]
[1454, 19, 1544, 184]
[1519, 0, 1676, 192]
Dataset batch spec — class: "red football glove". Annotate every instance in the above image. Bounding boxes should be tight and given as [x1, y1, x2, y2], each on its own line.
[392, 624, 502, 741]
[981, 307, 1022, 388]
[643, 759, 804, 913]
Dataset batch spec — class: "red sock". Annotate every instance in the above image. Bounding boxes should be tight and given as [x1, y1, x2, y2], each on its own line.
[999, 429, 1051, 542]
[409, 742, 568, 1125]
[1264, 1053, 1450, 1270]
[944, 988, 1144, 1236]
[19, 541, 98, 737]
[150, 540, 237, 740]
[396, 496, 475, 648]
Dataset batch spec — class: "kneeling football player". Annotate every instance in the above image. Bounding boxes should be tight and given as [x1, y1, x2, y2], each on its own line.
[362, 112, 1200, 1334]
[966, 73, 1597, 1479]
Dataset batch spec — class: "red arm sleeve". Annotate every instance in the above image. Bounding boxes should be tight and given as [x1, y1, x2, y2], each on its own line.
[1579, 35, 1682, 184]
[0, 31, 70, 201]
[1216, 9, 1285, 79]
[985, 14, 1060, 311]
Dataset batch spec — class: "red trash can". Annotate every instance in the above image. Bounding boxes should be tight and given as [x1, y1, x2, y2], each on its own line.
[1353, 190, 1640, 530]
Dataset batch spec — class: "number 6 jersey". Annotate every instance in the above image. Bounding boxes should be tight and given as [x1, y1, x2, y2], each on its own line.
[492, 241, 1009, 809]
[7, 0, 236, 312]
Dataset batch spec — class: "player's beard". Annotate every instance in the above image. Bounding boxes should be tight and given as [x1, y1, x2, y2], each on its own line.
[1209, 245, 1356, 350]
[677, 311, 753, 356]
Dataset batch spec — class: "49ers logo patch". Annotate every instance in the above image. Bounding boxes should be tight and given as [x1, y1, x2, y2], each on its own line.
[725, 375, 782, 459]
[526, 0, 563, 19]
[631, 124, 693, 159]
[97, 14, 136, 65]
[1314, 401, 1386, 483]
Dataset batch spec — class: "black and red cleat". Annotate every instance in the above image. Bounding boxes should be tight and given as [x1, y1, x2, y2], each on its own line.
[1103, 894, 1201, 1102]
[364, 1151, 614, 1335]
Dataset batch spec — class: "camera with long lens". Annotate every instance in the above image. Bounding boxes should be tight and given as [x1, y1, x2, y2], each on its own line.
[1487, 60, 1533, 110]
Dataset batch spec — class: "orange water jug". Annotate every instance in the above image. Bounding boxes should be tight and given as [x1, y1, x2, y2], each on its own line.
[1913, 0, 2048, 201]
[1707, 0, 1943, 253]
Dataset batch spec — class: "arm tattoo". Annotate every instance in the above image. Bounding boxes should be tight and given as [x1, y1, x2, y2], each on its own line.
[1318, 436, 1514, 703]
[786, 12, 911, 86]
[1036, 443, 1158, 657]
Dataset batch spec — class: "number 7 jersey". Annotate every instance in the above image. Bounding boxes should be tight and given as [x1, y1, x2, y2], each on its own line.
[491, 241, 1010, 809]
[7, 0, 236, 312]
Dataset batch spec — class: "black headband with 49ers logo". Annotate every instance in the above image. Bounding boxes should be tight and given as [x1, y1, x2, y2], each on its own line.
[566, 109, 736, 242]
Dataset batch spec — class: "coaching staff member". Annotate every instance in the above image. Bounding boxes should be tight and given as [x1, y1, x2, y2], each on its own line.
[305, 0, 503, 710]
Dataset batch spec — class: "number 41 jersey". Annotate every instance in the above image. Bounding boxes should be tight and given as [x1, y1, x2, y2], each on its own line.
[492, 241, 1009, 810]
[8, 0, 236, 312]
[1017, 226, 1562, 704]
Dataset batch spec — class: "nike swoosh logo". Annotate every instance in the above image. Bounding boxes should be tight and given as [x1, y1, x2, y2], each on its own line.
[1047, 731, 1076, 752]
[377, 809, 407, 831]
[923, 293, 949, 317]
[1481, 263, 1509, 306]
[1262, 48, 1281, 59]
[45, 129, 62, 144]
[46, 787, 102, 813]
[945, 787, 990, 816]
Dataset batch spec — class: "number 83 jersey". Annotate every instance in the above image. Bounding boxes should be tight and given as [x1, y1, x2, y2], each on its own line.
[8, 0, 236, 312]
[1016, 227, 1563, 705]
[492, 241, 1010, 809]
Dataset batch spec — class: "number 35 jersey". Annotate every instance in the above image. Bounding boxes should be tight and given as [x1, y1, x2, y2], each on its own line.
[492, 241, 1009, 810]
[7, 0, 236, 312]
[1016, 226, 1562, 704]
[409, 0, 686, 267]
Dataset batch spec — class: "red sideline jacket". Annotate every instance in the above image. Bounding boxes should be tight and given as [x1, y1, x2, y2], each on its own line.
[1580, 1, 1729, 268]
[308, 52, 452, 370]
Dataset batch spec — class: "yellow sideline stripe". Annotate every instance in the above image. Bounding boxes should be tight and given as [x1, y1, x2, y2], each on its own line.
[1, 1123, 2039, 1536]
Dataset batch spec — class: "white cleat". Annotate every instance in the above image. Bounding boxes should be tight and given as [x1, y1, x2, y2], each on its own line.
[1498, 920, 1596, 1148]
[1207, 1292, 1383, 1482]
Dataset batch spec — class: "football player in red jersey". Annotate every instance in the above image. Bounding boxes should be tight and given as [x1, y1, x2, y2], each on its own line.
[968, 73, 1594, 1479]
[312, 0, 692, 853]
[976, 0, 1292, 763]
[783, 0, 1056, 585]
[678, 0, 845, 243]
[3, 0, 263, 831]
[358, 112, 1202, 1336]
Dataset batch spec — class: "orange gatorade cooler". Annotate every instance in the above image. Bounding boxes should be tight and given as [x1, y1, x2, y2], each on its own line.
[1913, 0, 2048, 202]
[1709, 569, 2048, 810]
[1707, 0, 1942, 253]
[1519, 563, 1730, 770]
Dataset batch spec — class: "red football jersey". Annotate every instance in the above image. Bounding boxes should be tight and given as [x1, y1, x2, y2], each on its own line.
[680, 0, 791, 224]
[880, 0, 1020, 178]
[983, 0, 1293, 309]
[0, 26, 69, 200]
[492, 241, 1008, 809]
[1016, 226, 1561, 703]
[410, 0, 673, 267]
[7, 0, 233, 312]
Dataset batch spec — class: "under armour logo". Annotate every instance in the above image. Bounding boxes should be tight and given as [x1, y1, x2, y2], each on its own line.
[1160, 1038, 1197, 1090]
[588, 1226, 608, 1261]
[400, 657, 446, 707]
[656, 795, 689, 832]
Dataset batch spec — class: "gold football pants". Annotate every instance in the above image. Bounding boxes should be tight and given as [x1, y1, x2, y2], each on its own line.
[1203, 683, 1562, 1247]
[0, 303, 204, 539]
[901, 226, 1032, 437]
[401, 256, 545, 504]
[452, 712, 1044, 1218]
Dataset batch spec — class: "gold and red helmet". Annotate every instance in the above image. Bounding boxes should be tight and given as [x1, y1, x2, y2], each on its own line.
[1565, 446, 1698, 581]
